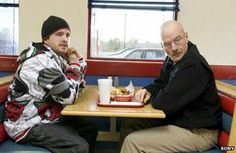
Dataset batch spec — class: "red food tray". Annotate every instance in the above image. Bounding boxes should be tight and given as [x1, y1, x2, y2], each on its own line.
[97, 99, 144, 108]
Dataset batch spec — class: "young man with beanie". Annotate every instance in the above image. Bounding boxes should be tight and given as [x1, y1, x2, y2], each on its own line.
[4, 15, 98, 153]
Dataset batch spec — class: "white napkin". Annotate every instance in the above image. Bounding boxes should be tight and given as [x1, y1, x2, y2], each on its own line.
[126, 81, 134, 96]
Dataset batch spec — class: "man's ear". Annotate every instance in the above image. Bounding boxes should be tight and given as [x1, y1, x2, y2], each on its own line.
[160, 39, 164, 49]
[185, 32, 188, 39]
[43, 37, 49, 45]
[161, 43, 164, 49]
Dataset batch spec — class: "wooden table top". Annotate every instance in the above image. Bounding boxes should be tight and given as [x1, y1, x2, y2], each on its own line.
[61, 85, 166, 118]
[0, 75, 14, 86]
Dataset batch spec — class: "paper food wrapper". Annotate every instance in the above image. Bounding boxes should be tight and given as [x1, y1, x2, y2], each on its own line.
[125, 81, 134, 96]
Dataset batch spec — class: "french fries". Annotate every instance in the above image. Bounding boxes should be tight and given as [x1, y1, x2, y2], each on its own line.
[111, 87, 130, 96]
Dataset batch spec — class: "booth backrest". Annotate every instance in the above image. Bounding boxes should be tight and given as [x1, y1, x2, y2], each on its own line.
[217, 92, 235, 150]
[0, 84, 9, 143]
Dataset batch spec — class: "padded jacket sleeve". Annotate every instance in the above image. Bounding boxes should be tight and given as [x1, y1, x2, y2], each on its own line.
[150, 58, 211, 115]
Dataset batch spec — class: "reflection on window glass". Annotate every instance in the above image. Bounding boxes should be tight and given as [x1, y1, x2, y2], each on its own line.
[90, 7, 174, 60]
[0, 0, 19, 55]
[126, 51, 143, 59]
[146, 51, 157, 60]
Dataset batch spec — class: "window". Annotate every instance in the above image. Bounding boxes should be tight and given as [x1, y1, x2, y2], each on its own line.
[0, 0, 19, 55]
[126, 50, 143, 59]
[145, 51, 159, 60]
[88, 0, 179, 61]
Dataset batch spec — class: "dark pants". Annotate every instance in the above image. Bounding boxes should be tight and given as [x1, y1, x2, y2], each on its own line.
[19, 116, 98, 153]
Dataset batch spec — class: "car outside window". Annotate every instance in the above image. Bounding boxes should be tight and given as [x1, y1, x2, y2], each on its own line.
[145, 51, 159, 60]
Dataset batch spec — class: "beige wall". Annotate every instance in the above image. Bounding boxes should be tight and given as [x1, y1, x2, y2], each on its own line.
[179, 0, 236, 65]
[20, 0, 236, 65]
[19, 0, 88, 57]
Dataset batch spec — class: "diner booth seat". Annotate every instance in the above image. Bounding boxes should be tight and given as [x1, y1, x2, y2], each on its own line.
[0, 83, 50, 152]
[197, 91, 236, 153]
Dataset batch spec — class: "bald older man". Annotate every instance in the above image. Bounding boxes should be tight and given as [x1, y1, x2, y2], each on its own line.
[120, 20, 222, 153]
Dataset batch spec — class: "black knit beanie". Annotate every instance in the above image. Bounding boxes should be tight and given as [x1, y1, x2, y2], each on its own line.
[41, 15, 70, 40]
